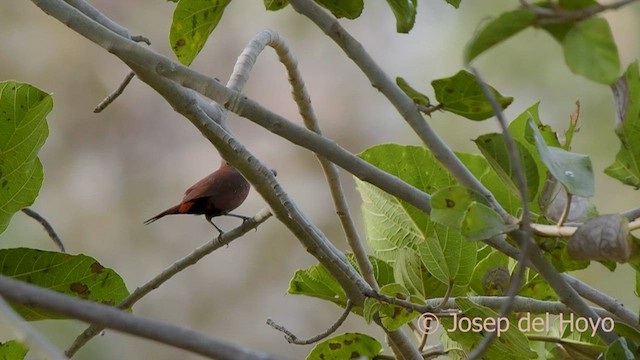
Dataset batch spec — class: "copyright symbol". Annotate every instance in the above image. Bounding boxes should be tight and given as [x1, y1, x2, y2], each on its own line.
[417, 313, 440, 335]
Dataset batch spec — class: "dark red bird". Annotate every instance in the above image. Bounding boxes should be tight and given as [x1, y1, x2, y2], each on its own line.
[144, 161, 250, 235]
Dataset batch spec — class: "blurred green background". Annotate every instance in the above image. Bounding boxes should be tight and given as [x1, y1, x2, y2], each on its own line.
[1, 1, 639, 359]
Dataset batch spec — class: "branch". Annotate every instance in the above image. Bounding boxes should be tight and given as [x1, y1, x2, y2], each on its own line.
[225, 30, 377, 290]
[21, 208, 65, 252]
[287, 0, 515, 225]
[426, 296, 619, 320]
[33, 0, 371, 304]
[266, 301, 353, 345]
[94, 70, 136, 113]
[0, 276, 280, 360]
[65, 208, 273, 357]
[467, 66, 534, 359]
[0, 296, 67, 360]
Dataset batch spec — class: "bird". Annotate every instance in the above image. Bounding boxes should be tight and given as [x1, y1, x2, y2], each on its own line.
[144, 160, 251, 236]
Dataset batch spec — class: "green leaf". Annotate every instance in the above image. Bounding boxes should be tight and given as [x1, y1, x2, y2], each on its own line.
[431, 70, 513, 121]
[306, 333, 382, 360]
[356, 144, 454, 262]
[606, 62, 640, 188]
[288, 254, 394, 306]
[527, 117, 594, 197]
[0, 340, 28, 360]
[264, 0, 288, 11]
[474, 133, 540, 200]
[0, 248, 129, 320]
[605, 337, 637, 360]
[464, 9, 537, 64]
[377, 283, 421, 330]
[469, 249, 510, 295]
[385, 0, 417, 33]
[441, 298, 537, 359]
[0, 81, 50, 236]
[457, 152, 522, 216]
[431, 185, 483, 229]
[445, 0, 461, 8]
[169, 0, 231, 65]
[563, 17, 620, 84]
[393, 247, 452, 298]
[396, 77, 430, 106]
[417, 222, 477, 287]
[461, 202, 517, 241]
[315, 0, 363, 19]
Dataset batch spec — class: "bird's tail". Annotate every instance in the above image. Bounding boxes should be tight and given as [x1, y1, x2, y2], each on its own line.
[143, 205, 181, 225]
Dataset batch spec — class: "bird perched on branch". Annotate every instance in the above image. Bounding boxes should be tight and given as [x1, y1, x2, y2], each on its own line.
[144, 160, 251, 236]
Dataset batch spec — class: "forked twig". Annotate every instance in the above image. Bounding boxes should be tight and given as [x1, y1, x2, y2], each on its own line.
[266, 301, 353, 345]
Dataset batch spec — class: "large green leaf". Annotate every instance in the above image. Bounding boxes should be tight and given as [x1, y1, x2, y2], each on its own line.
[393, 247, 452, 298]
[461, 202, 517, 241]
[527, 118, 594, 197]
[356, 144, 453, 261]
[464, 9, 537, 64]
[0, 340, 28, 360]
[441, 298, 537, 359]
[315, 0, 363, 19]
[288, 254, 394, 307]
[306, 333, 382, 360]
[474, 133, 540, 200]
[169, 0, 231, 65]
[431, 185, 483, 229]
[431, 70, 513, 121]
[0, 81, 50, 236]
[606, 62, 640, 188]
[563, 17, 620, 84]
[385, 0, 417, 33]
[0, 248, 129, 320]
[417, 222, 476, 287]
[457, 152, 521, 216]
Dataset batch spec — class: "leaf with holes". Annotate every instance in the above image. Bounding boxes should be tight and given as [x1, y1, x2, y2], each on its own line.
[431, 70, 513, 120]
[0, 81, 50, 236]
[0, 248, 129, 320]
[307, 333, 382, 360]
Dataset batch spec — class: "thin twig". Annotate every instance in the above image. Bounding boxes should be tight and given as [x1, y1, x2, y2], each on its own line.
[266, 301, 353, 345]
[94, 71, 136, 113]
[0, 296, 68, 360]
[556, 192, 572, 226]
[467, 66, 534, 360]
[0, 276, 279, 360]
[21, 208, 65, 252]
[65, 208, 272, 357]
[622, 206, 640, 221]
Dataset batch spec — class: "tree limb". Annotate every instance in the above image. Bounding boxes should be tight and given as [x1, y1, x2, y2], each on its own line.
[0, 276, 281, 360]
